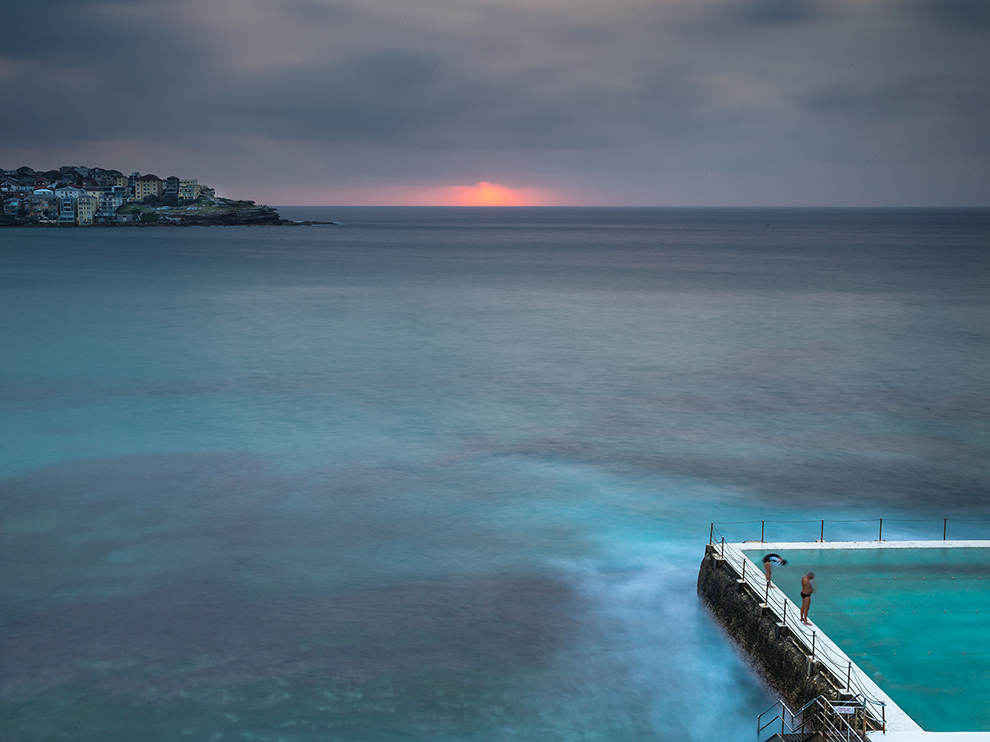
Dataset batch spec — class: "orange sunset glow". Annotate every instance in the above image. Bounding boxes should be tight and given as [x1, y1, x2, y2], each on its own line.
[409, 181, 562, 206]
[452, 182, 529, 206]
[294, 181, 575, 206]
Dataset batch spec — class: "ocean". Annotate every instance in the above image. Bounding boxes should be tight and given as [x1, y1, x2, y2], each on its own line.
[1, 207, 988, 740]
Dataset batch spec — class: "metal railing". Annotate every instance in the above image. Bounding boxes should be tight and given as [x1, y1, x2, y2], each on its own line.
[709, 536, 888, 733]
[757, 698, 797, 740]
[710, 517, 990, 545]
[801, 695, 875, 741]
[758, 695, 873, 741]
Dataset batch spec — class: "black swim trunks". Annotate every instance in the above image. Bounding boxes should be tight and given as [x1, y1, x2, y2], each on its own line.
[801, 592, 811, 599]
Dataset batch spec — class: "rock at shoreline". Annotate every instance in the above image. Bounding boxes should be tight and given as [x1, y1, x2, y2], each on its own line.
[167, 203, 287, 226]
[1, 194, 338, 228]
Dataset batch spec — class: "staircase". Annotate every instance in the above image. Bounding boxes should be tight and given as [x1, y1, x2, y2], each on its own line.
[758, 696, 876, 742]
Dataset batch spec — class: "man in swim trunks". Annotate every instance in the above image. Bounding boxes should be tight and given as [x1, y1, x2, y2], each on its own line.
[800, 572, 815, 625]
[762, 553, 787, 582]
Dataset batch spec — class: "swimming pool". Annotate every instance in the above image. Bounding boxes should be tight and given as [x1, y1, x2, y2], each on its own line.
[742, 545, 990, 732]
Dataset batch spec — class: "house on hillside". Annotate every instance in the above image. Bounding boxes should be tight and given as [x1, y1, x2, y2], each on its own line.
[58, 197, 77, 225]
[76, 195, 99, 225]
[164, 176, 179, 203]
[54, 186, 87, 200]
[27, 193, 58, 222]
[133, 174, 163, 201]
[3, 198, 23, 217]
[97, 188, 126, 222]
[178, 179, 201, 201]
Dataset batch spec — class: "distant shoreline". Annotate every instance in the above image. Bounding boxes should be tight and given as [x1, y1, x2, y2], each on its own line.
[0, 221, 339, 228]
[2, 165, 339, 228]
[1, 202, 338, 228]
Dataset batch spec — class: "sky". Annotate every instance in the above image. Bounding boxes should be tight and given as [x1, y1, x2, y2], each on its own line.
[1, 0, 988, 206]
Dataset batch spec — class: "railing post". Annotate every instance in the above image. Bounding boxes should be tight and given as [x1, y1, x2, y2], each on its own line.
[765, 578, 770, 604]
[810, 631, 816, 664]
[742, 558, 746, 580]
[944, 518, 948, 541]
[720, 536, 725, 559]
[820, 519, 825, 542]
[879, 518, 883, 541]
[761, 520, 765, 542]
[710, 522, 714, 544]
[846, 661, 852, 689]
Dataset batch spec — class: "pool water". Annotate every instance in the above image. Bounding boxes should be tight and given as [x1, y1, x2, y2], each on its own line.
[743, 547, 990, 732]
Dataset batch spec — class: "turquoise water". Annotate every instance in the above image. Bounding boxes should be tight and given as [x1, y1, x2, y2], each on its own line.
[744, 547, 990, 732]
[1, 208, 989, 740]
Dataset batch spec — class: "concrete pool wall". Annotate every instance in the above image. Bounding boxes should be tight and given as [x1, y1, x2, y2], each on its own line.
[698, 539, 990, 738]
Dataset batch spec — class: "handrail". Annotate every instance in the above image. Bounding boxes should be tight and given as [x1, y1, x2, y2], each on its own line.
[708, 536, 888, 732]
[757, 699, 795, 740]
[720, 541, 887, 727]
[796, 695, 872, 740]
[758, 695, 870, 741]
[710, 517, 990, 544]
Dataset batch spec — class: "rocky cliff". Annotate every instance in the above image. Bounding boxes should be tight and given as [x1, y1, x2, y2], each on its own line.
[696, 545, 841, 710]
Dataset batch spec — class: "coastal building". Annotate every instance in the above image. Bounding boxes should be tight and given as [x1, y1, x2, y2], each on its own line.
[3, 164, 224, 224]
[76, 195, 99, 225]
[58, 197, 77, 225]
[133, 174, 163, 201]
[27, 193, 58, 222]
[3, 197, 22, 216]
[163, 176, 180, 203]
[97, 189, 126, 222]
[178, 179, 200, 201]
[68, 166, 92, 178]
[54, 186, 87, 200]
[93, 169, 126, 189]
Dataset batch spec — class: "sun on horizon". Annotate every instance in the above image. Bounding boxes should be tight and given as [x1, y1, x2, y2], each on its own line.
[293, 181, 577, 206]
[451, 181, 529, 206]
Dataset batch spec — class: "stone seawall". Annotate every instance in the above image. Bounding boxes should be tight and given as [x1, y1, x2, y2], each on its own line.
[697, 544, 840, 710]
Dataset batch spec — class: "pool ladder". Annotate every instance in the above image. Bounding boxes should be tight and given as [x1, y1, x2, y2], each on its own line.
[758, 695, 875, 741]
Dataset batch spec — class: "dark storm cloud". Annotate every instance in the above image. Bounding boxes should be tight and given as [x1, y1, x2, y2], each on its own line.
[1, 0, 988, 203]
[717, 0, 826, 26]
[282, 0, 357, 23]
[0, 0, 205, 79]
[220, 46, 712, 150]
[0, 0, 215, 148]
[913, 0, 990, 28]
[222, 50, 469, 143]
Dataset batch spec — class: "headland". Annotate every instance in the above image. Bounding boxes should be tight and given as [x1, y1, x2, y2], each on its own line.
[1, 165, 332, 227]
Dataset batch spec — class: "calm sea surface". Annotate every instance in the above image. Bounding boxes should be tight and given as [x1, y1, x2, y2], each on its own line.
[1, 207, 988, 739]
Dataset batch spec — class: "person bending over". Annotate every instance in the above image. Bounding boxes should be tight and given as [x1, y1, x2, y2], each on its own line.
[762, 553, 787, 582]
